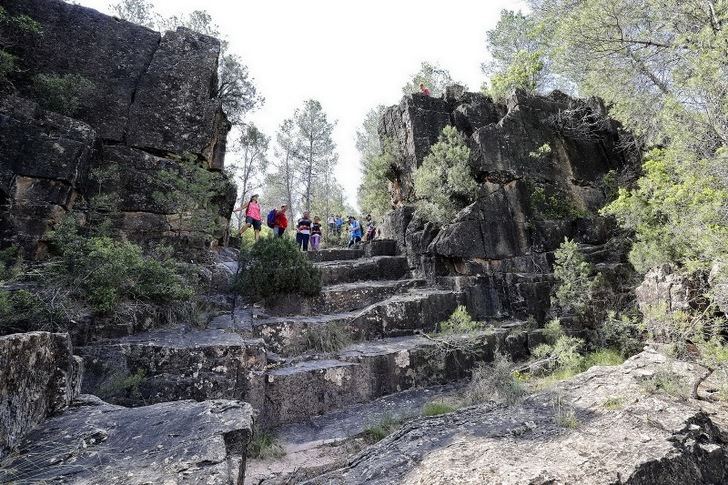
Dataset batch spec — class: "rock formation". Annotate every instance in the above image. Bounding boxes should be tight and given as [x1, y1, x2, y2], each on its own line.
[309, 349, 728, 484]
[0, 332, 81, 459]
[380, 89, 639, 323]
[0, 0, 234, 257]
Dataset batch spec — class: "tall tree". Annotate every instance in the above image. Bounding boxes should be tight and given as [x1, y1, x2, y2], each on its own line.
[229, 123, 269, 231]
[265, 119, 298, 217]
[401, 61, 458, 97]
[356, 105, 393, 219]
[110, 0, 157, 29]
[292, 99, 338, 212]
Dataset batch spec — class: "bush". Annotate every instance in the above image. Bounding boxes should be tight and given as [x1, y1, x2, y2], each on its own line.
[488, 50, 544, 102]
[464, 352, 526, 405]
[439, 306, 482, 333]
[32, 73, 94, 116]
[529, 186, 586, 220]
[50, 217, 193, 314]
[413, 126, 477, 225]
[247, 431, 285, 459]
[551, 238, 602, 319]
[237, 237, 321, 299]
[362, 415, 401, 444]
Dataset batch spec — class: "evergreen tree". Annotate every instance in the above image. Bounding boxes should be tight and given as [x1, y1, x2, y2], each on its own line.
[402, 61, 459, 97]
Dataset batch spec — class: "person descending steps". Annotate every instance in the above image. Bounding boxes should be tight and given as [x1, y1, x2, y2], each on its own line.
[233, 194, 262, 241]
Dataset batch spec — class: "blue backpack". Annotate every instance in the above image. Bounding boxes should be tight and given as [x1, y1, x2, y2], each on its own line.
[266, 209, 277, 228]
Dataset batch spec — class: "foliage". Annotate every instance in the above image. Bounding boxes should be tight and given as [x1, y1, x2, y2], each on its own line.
[529, 186, 586, 220]
[153, 153, 228, 239]
[603, 148, 728, 273]
[597, 311, 643, 357]
[99, 369, 146, 401]
[439, 306, 482, 333]
[362, 415, 401, 444]
[32, 73, 94, 116]
[464, 352, 526, 405]
[0, 246, 21, 281]
[488, 50, 544, 101]
[110, 0, 157, 28]
[50, 217, 193, 314]
[551, 239, 602, 319]
[422, 401, 456, 417]
[552, 394, 580, 428]
[528, 143, 552, 160]
[237, 237, 321, 299]
[0, 288, 63, 335]
[229, 124, 269, 232]
[247, 431, 285, 459]
[413, 125, 477, 225]
[357, 107, 394, 220]
[639, 369, 690, 400]
[301, 323, 352, 354]
[602, 396, 626, 410]
[402, 61, 458, 97]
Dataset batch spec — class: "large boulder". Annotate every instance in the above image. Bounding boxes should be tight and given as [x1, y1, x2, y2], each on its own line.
[126, 27, 231, 168]
[0, 332, 82, 459]
[310, 349, 728, 484]
[0, 396, 253, 484]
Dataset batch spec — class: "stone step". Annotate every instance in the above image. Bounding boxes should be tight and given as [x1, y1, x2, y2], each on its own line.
[263, 278, 426, 316]
[246, 383, 463, 484]
[363, 239, 398, 257]
[316, 255, 409, 285]
[307, 248, 364, 263]
[259, 325, 529, 427]
[78, 326, 267, 407]
[253, 288, 461, 356]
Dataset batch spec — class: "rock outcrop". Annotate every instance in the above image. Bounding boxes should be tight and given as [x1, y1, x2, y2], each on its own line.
[0, 0, 234, 256]
[0, 396, 253, 484]
[379, 89, 639, 323]
[309, 349, 728, 484]
[0, 332, 82, 459]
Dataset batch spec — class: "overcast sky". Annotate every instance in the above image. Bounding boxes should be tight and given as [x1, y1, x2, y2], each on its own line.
[75, 0, 526, 208]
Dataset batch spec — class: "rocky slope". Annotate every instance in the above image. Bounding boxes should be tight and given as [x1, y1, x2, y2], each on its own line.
[379, 88, 639, 325]
[0, 0, 234, 257]
[309, 349, 728, 484]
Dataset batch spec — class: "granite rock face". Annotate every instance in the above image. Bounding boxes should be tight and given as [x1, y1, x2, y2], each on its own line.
[379, 89, 639, 323]
[0, 0, 234, 254]
[0, 396, 253, 485]
[0, 332, 82, 459]
[309, 349, 728, 485]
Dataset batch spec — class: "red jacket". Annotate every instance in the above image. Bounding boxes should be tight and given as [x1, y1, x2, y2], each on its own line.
[275, 211, 288, 229]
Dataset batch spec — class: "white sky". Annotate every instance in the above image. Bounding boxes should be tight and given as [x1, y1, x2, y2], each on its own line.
[74, 0, 526, 209]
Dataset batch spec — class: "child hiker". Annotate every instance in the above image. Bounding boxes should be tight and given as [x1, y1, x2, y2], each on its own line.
[311, 216, 322, 251]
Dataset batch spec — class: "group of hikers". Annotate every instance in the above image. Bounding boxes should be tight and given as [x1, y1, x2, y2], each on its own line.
[234, 194, 377, 251]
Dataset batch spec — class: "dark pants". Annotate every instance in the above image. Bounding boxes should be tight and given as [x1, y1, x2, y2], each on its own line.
[348, 235, 361, 248]
[273, 227, 285, 237]
[296, 232, 310, 251]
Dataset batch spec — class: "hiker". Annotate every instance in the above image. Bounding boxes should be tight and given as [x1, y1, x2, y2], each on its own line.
[272, 204, 288, 237]
[419, 82, 431, 96]
[365, 214, 376, 242]
[296, 211, 313, 251]
[347, 216, 362, 248]
[311, 216, 322, 251]
[335, 215, 344, 235]
[327, 214, 336, 233]
[233, 194, 262, 241]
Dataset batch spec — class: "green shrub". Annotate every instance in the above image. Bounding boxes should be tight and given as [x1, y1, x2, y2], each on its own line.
[551, 238, 602, 319]
[529, 186, 586, 220]
[528, 143, 552, 160]
[301, 323, 351, 353]
[639, 369, 689, 400]
[413, 126, 477, 225]
[488, 50, 544, 102]
[422, 401, 456, 416]
[248, 431, 285, 459]
[32, 73, 95, 116]
[464, 352, 526, 405]
[0, 288, 62, 334]
[0, 246, 21, 281]
[50, 217, 193, 314]
[362, 415, 401, 444]
[439, 306, 482, 333]
[237, 237, 321, 299]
